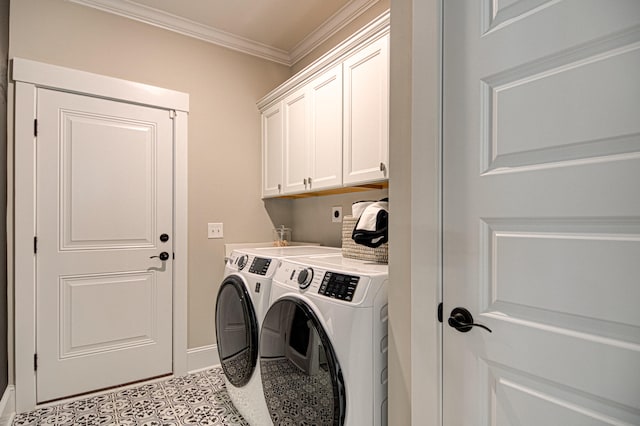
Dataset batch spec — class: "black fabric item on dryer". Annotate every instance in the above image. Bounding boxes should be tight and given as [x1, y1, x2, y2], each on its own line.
[352, 198, 388, 248]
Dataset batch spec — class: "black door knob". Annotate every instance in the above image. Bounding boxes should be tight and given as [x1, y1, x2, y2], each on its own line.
[150, 252, 170, 261]
[160, 233, 170, 242]
[448, 307, 492, 333]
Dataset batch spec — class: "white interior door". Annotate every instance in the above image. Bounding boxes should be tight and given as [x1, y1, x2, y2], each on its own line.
[443, 1, 640, 425]
[36, 88, 174, 402]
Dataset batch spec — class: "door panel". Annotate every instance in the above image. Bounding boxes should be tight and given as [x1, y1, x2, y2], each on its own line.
[61, 273, 157, 355]
[36, 89, 173, 402]
[443, 1, 640, 424]
[61, 111, 156, 248]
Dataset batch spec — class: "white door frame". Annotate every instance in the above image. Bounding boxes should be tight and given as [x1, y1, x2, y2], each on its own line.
[11, 57, 189, 413]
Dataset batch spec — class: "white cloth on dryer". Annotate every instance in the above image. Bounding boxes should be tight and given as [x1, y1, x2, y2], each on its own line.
[352, 199, 388, 248]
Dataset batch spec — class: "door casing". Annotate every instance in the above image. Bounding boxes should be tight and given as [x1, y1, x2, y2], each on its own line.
[11, 57, 189, 413]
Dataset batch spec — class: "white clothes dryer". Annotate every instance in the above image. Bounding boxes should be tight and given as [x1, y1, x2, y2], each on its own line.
[258, 255, 389, 426]
[215, 246, 341, 426]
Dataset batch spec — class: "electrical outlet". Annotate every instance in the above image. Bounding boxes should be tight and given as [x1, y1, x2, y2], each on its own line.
[332, 206, 343, 223]
[208, 223, 224, 239]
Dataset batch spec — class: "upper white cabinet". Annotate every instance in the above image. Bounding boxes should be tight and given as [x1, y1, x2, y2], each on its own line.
[262, 102, 284, 197]
[281, 64, 343, 195]
[258, 12, 389, 198]
[343, 35, 389, 185]
[307, 64, 343, 191]
[283, 87, 310, 194]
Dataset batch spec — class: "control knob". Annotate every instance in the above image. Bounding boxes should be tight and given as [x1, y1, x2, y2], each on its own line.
[297, 268, 314, 289]
[237, 255, 249, 270]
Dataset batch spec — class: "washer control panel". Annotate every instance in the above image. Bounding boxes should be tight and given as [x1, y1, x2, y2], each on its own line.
[276, 261, 375, 305]
[319, 272, 359, 302]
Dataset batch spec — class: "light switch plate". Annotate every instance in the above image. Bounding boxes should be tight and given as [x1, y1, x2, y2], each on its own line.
[208, 223, 224, 239]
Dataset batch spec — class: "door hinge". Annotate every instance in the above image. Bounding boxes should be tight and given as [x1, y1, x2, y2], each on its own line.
[169, 110, 176, 119]
[34, 119, 38, 137]
[34, 236, 38, 254]
[172, 252, 175, 260]
[437, 302, 443, 323]
[34, 353, 38, 371]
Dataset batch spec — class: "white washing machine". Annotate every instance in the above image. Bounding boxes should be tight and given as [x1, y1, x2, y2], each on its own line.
[215, 246, 341, 426]
[258, 254, 388, 426]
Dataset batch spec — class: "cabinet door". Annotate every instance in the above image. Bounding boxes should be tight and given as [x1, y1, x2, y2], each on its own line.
[262, 102, 284, 197]
[283, 88, 310, 194]
[308, 64, 343, 191]
[343, 34, 389, 185]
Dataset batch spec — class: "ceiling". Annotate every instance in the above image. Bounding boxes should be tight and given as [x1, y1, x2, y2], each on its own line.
[68, 0, 380, 66]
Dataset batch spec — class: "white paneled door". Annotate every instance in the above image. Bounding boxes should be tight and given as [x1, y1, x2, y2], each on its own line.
[36, 89, 174, 402]
[443, 1, 640, 425]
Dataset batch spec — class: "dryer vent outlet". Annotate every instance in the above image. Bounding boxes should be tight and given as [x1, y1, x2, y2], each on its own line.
[332, 207, 343, 223]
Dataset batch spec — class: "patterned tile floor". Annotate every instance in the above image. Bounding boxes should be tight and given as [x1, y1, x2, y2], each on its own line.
[13, 367, 249, 426]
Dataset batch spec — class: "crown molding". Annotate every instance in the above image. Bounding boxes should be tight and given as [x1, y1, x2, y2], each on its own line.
[289, 0, 380, 65]
[66, 0, 382, 67]
[257, 10, 389, 110]
[66, 0, 291, 65]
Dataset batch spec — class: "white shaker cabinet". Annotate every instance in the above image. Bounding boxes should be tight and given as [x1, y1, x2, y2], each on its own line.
[281, 65, 343, 195]
[259, 13, 390, 198]
[262, 102, 284, 197]
[307, 64, 343, 191]
[282, 87, 310, 194]
[343, 34, 389, 185]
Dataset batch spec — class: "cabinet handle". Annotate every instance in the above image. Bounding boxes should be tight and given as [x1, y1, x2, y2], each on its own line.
[308, 177, 312, 187]
[277, 183, 281, 192]
[303, 178, 307, 187]
[380, 162, 387, 174]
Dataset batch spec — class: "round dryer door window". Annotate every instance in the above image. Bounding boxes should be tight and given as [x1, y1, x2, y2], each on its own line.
[260, 297, 346, 425]
[215, 275, 259, 387]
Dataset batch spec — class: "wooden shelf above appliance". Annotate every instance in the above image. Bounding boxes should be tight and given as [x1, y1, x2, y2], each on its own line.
[277, 181, 388, 199]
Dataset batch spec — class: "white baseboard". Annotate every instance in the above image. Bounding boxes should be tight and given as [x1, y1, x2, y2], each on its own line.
[0, 385, 15, 426]
[187, 345, 220, 373]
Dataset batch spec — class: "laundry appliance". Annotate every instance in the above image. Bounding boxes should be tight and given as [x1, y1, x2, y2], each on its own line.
[215, 246, 341, 425]
[258, 254, 389, 426]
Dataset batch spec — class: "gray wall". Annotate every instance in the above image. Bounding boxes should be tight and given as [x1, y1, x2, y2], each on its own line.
[388, 0, 441, 423]
[0, 0, 9, 396]
[290, 189, 388, 247]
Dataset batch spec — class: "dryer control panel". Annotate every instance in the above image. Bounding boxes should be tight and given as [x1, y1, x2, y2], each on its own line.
[319, 272, 359, 302]
[226, 252, 278, 278]
[249, 257, 272, 275]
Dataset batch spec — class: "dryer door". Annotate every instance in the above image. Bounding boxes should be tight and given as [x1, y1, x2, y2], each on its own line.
[215, 275, 259, 387]
[260, 297, 346, 425]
